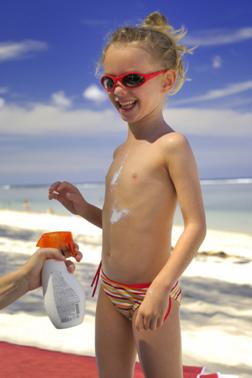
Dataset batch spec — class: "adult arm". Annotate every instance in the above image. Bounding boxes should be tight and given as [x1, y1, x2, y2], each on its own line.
[0, 248, 80, 310]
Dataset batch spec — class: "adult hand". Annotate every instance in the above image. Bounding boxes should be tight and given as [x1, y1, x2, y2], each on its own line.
[22, 246, 83, 291]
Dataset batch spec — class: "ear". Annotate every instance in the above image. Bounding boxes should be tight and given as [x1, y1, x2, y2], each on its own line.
[161, 70, 176, 93]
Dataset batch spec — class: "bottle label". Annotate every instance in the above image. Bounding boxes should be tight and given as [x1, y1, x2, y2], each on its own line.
[52, 272, 81, 323]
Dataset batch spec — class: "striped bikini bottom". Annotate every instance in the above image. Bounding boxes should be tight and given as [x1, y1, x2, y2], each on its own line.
[91, 262, 182, 321]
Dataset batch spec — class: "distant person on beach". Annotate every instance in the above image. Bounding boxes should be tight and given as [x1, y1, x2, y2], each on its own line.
[49, 11, 206, 378]
[22, 198, 31, 212]
[0, 247, 82, 310]
[23, 199, 31, 211]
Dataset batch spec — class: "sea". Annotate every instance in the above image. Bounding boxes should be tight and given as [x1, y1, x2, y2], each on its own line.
[0, 178, 252, 377]
[0, 178, 251, 234]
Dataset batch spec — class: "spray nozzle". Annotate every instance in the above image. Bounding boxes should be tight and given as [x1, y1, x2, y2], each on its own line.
[36, 231, 77, 258]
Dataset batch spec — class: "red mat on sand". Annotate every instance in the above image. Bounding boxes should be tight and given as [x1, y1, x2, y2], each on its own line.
[0, 342, 218, 378]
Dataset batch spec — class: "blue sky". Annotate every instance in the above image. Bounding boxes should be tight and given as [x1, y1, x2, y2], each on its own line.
[0, 0, 252, 184]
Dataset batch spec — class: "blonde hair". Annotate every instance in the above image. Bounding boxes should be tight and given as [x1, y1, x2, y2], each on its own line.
[98, 11, 192, 95]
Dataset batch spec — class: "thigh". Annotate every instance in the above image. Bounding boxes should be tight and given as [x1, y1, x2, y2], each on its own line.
[95, 286, 137, 378]
[132, 298, 183, 378]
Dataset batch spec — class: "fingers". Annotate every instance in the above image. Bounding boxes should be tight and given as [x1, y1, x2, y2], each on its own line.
[37, 248, 66, 261]
[75, 251, 83, 262]
[135, 312, 163, 332]
[48, 181, 61, 192]
[71, 242, 83, 261]
[61, 243, 83, 262]
[156, 316, 164, 329]
[149, 317, 159, 331]
[48, 181, 61, 200]
[36, 248, 79, 275]
[36, 247, 82, 266]
[135, 312, 150, 332]
[65, 260, 75, 273]
[48, 181, 74, 200]
[143, 315, 150, 331]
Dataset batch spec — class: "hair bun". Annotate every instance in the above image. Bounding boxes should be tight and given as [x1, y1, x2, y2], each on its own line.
[99, 10, 191, 95]
[142, 11, 171, 32]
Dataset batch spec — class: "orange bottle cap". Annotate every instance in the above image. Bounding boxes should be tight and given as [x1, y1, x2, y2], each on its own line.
[36, 231, 76, 257]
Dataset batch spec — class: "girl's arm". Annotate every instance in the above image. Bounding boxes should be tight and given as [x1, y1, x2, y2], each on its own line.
[78, 200, 103, 229]
[135, 132, 206, 331]
[154, 132, 206, 291]
[49, 181, 103, 229]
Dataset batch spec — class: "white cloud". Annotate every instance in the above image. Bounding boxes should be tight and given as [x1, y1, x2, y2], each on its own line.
[0, 101, 251, 183]
[83, 85, 107, 103]
[172, 80, 252, 105]
[186, 27, 252, 47]
[212, 55, 222, 69]
[165, 107, 252, 138]
[0, 40, 48, 62]
[0, 98, 5, 108]
[51, 91, 72, 108]
[0, 100, 251, 140]
[0, 102, 122, 136]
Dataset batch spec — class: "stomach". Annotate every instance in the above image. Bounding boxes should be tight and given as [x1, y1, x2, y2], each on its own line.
[101, 215, 173, 283]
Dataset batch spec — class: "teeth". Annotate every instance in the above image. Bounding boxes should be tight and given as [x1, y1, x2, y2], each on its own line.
[114, 98, 135, 106]
[120, 100, 135, 106]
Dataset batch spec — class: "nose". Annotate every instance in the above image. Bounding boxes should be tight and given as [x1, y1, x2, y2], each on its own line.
[113, 81, 127, 96]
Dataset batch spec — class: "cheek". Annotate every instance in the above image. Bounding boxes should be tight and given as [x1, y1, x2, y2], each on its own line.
[108, 94, 116, 105]
[138, 81, 163, 99]
[139, 88, 163, 107]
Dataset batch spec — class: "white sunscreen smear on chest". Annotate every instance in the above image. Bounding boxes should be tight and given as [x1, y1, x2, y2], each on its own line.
[110, 154, 130, 224]
[111, 165, 123, 187]
[110, 152, 128, 189]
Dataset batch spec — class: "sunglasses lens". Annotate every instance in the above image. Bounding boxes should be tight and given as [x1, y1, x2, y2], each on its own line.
[123, 74, 145, 87]
[101, 76, 114, 91]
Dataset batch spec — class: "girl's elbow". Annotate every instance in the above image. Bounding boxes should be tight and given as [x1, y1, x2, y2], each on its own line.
[188, 218, 207, 241]
[198, 218, 207, 241]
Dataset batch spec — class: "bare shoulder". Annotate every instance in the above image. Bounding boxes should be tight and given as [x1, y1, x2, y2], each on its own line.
[159, 132, 192, 158]
[112, 143, 125, 160]
[159, 131, 199, 181]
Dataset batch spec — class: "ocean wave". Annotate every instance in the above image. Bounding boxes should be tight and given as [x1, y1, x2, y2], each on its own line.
[1, 178, 252, 190]
[0, 185, 11, 190]
[0, 210, 101, 235]
[0, 182, 104, 190]
[0, 209, 252, 260]
[201, 178, 252, 185]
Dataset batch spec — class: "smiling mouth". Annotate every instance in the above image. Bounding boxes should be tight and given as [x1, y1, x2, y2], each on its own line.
[116, 99, 138, 111]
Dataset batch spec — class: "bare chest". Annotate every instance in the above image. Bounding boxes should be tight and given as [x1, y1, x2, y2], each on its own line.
[105, 145, 173, 205]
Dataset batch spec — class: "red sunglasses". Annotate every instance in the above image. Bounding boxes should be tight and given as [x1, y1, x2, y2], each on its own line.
[100, 70, 167, 93]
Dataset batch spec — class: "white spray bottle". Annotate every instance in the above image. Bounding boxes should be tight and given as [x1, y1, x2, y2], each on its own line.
[37, 231, 85, 329]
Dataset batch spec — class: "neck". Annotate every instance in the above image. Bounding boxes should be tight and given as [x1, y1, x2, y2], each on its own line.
[126, 109, 173, 143]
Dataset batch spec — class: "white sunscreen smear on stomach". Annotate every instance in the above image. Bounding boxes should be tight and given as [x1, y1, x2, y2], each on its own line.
[111, 207, 130, 224]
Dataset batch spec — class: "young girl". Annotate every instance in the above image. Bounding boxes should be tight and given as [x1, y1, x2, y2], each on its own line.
[49, 11, 206, 378]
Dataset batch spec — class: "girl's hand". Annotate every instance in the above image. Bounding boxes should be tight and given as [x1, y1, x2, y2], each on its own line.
[48, 181, 87, 216]
[135, 285, 170, 332]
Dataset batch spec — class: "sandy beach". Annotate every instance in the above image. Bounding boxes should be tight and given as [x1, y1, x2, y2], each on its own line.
[0, 210, 251, 377]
